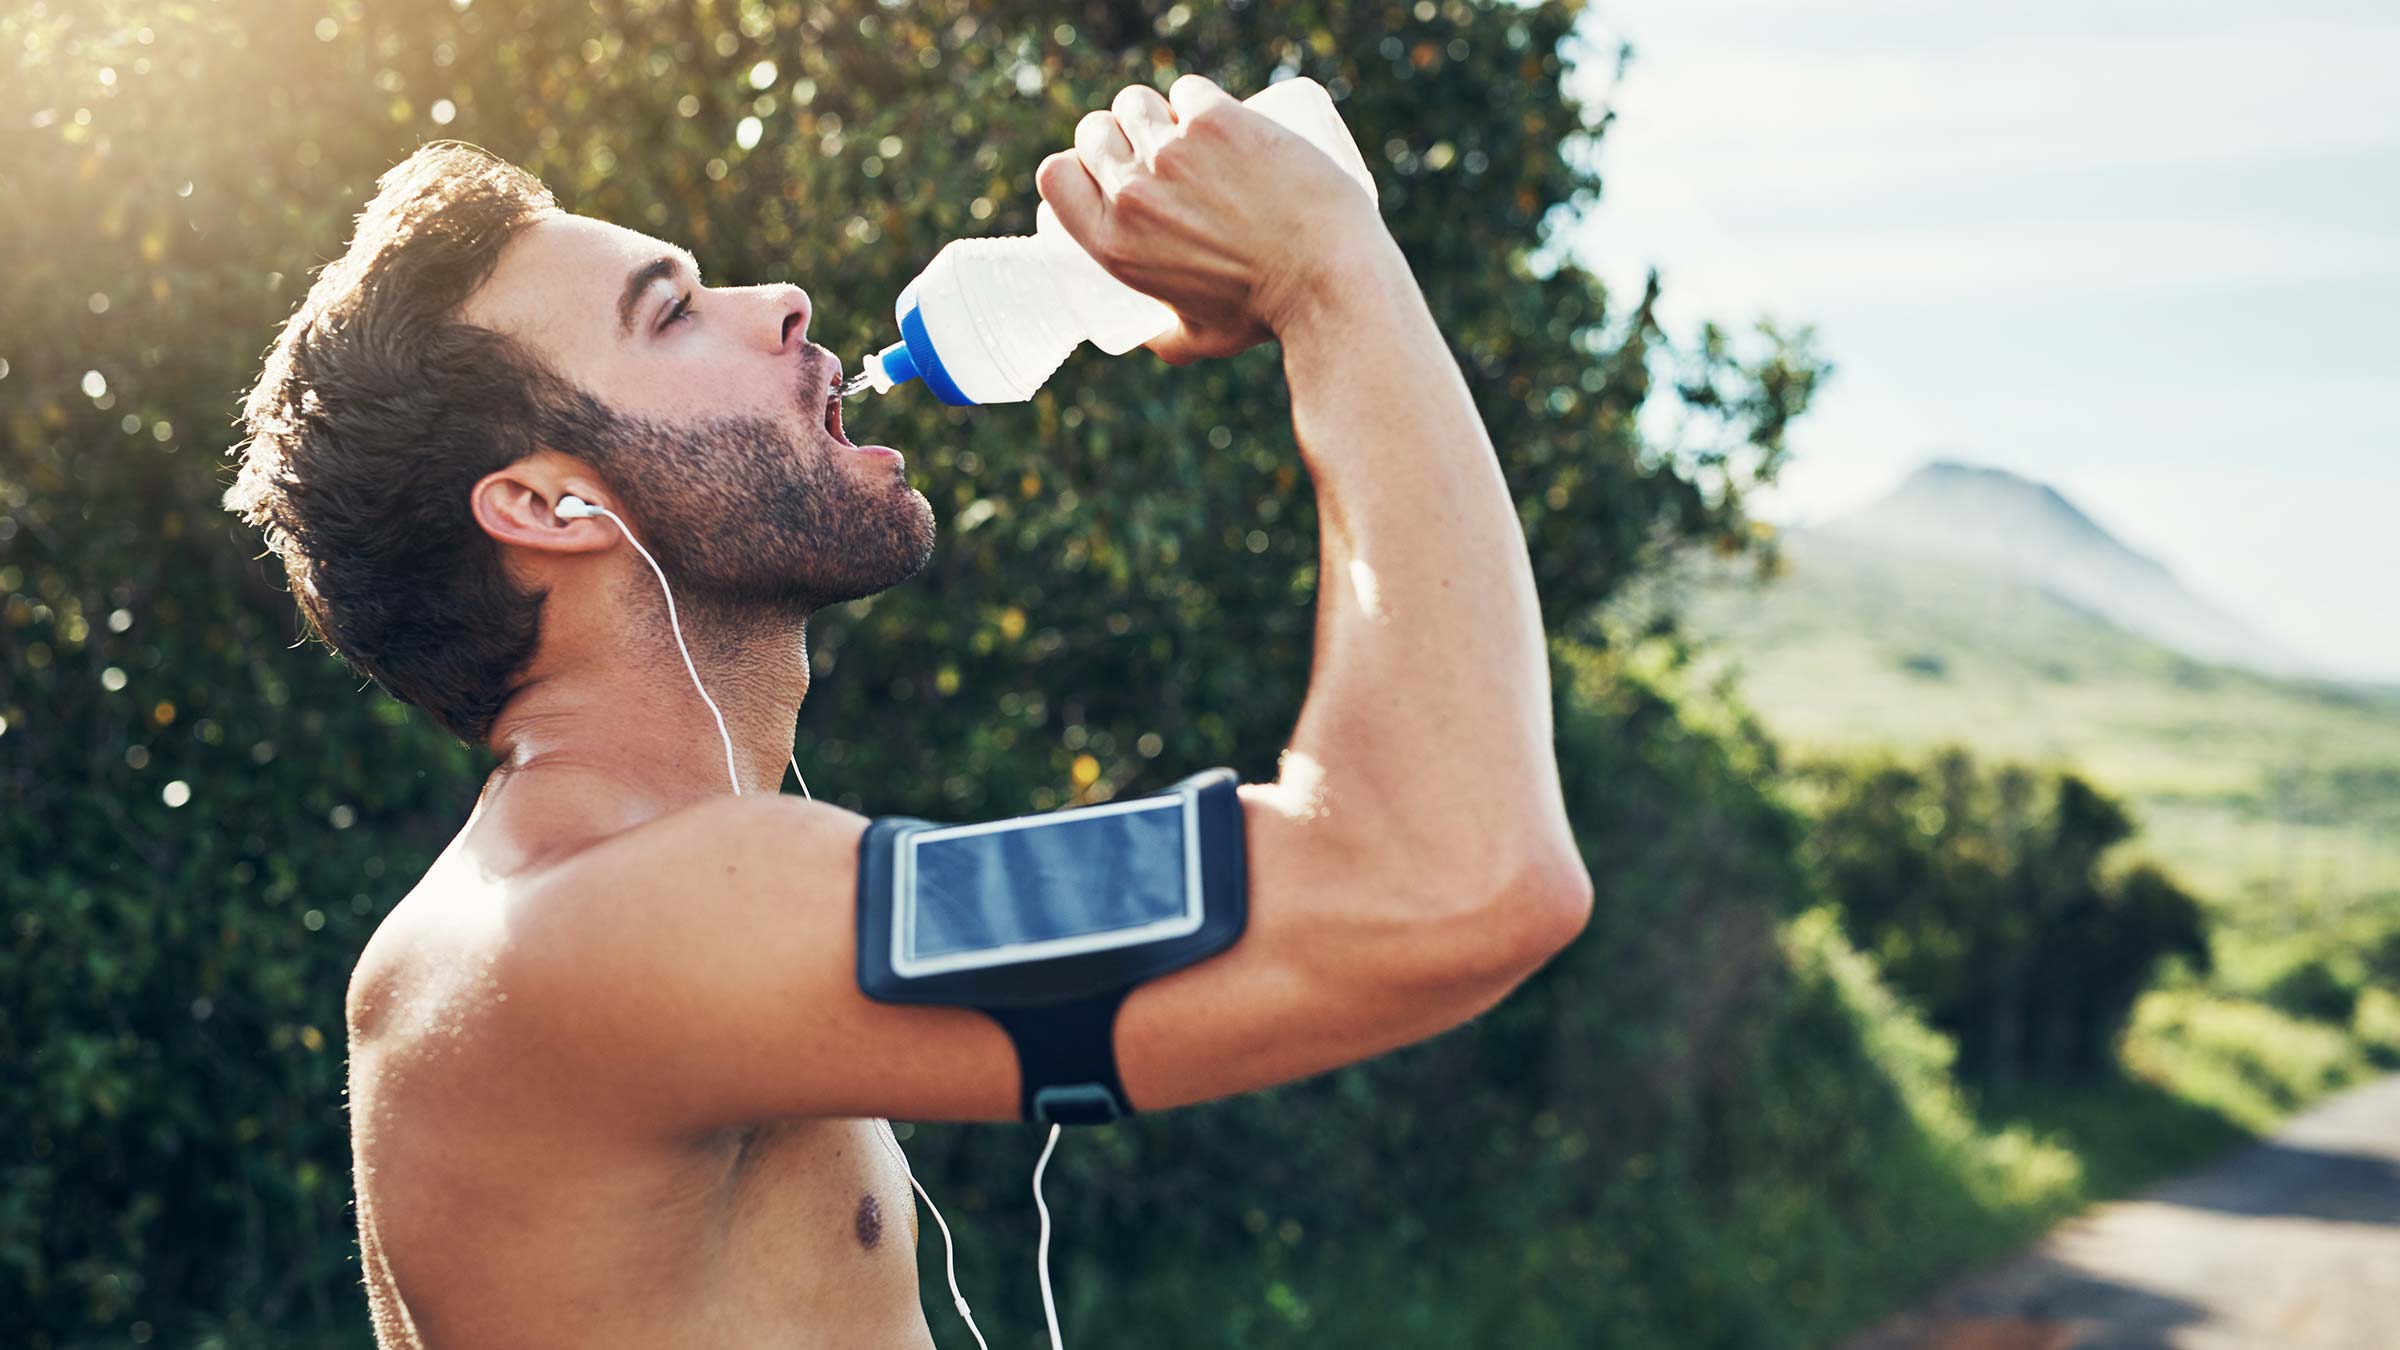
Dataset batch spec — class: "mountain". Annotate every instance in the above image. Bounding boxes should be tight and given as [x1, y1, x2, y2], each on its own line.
[1661, 463, 2400, 917]
[1815, 461, 2305, 676]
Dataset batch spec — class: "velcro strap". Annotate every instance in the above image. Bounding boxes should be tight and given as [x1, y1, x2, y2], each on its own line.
[988, 988, 1135, 1126]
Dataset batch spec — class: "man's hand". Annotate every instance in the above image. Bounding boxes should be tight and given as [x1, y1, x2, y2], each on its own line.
[1035, 74, 1393, 365]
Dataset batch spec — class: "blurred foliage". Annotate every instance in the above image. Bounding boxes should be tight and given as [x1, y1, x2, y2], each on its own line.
[2372, 931, 2400, 990]
[2261, 958, 2361, 1027]
[2119, 984, 2393, 1134]
[1798, 749, 2213, 1086]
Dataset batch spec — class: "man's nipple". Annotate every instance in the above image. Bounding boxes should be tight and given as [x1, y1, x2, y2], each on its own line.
[854, 1192, 883, 1251]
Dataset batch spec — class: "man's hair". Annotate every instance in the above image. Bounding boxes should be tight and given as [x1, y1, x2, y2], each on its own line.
[227, 141, 567, 744]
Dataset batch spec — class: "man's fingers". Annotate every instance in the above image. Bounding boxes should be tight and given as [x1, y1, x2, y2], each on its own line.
[1166, 73, 1237, 124]
[1144, 316, 1267, 367]
[1073, 108, 1138, 197]
[1111, 83, 1177, 167]
[1144, 321, 1205, 367]
[1035, 151, 1110, 258]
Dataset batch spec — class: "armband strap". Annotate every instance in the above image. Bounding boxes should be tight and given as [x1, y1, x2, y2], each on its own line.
[990, 987, 1136, 1126]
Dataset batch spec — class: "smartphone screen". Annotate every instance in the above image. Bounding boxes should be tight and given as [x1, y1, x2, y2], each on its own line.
[895, 795, 1202, 975]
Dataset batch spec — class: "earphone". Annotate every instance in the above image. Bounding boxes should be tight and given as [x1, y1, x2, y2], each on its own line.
[555, 493, 808, 800]
[557, 493, 1073, 1350]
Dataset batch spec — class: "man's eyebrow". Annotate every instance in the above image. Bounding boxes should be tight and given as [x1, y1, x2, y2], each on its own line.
[617, 249, 701, 337]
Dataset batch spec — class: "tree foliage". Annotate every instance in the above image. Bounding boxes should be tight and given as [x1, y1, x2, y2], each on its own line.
[1800, 749, 2213, 1085]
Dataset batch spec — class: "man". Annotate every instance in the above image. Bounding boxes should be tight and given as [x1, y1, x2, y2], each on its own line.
[227, 74, 1590, 1347]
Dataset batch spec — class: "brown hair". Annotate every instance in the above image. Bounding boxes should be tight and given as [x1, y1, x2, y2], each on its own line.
[227, 141, 564, 744]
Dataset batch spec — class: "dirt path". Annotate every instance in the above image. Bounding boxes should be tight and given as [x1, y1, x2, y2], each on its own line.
[1844, 1073, 2400, 1350]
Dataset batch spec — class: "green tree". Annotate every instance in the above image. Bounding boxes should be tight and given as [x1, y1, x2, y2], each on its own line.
[1801, 750, 2211, 1084]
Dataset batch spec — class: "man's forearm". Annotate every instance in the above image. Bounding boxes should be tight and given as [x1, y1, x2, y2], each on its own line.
[1271, 242, 1572, 880]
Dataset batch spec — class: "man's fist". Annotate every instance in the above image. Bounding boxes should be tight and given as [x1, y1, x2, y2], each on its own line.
[1035, 74, 1389, 365]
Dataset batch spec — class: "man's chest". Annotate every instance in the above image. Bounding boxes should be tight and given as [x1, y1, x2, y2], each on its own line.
[716, 1118, 923, 1257]
[355, 1031, 931, 1344]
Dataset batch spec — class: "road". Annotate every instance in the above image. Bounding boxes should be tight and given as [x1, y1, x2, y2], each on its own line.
[1844, 1073, 2400, 1350]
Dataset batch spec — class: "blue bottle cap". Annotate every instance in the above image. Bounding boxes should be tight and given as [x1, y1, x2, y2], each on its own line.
[894, 281, 978, 406]
[874, 339, 920, 389]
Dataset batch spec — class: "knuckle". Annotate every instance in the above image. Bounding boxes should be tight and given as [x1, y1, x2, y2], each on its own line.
[1149, 136, 1193, 179]
[1093, 234, 1138, 274]
[1181, 102, 1238, 145]
[1112, 177, 1161, 222]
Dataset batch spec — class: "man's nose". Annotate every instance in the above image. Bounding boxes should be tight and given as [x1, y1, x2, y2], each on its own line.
[767, 284, 811, 352]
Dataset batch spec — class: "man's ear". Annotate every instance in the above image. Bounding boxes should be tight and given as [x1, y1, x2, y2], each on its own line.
[470, 456, 617, 555]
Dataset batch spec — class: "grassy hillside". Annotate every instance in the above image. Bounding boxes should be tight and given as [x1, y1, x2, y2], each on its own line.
[1663, 530, 2400, 924]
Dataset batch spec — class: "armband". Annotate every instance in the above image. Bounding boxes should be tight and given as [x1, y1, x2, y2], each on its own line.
[856, 768, 1247, 1125]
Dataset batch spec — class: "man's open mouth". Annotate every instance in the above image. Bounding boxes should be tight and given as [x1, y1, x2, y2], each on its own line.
[823, 369, 854, 446]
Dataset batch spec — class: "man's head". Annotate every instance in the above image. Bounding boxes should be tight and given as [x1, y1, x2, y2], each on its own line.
[227, 142, 932, 744]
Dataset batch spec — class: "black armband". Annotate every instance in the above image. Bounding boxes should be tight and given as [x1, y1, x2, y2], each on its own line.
[856, 768, 1248, 1125]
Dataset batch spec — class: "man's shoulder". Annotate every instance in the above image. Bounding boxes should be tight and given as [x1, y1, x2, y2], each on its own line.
[355, 787, 869, 1043]
[501, 788, 872, 945]
[351, 783, 910, 1134]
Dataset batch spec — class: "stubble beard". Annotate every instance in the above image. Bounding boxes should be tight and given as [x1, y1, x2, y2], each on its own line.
[559, 392, 937, 619]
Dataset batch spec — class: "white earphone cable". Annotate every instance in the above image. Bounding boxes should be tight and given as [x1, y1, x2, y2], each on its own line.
[875, 1121, 990, 1350]
[1033, 1122, 1066, 1350]
[583, 503, 743, 796]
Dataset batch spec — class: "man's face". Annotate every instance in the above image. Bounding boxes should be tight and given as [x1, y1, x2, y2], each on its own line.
[464, 212, 934, 613]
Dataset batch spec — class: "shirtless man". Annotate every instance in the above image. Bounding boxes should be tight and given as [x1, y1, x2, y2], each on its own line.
[226, 75, 1590, 1347]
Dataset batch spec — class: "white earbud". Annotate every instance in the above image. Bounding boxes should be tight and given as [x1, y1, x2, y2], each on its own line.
[555, 494, 603, 520]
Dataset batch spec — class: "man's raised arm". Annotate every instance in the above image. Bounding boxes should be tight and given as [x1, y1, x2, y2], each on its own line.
[485, 76, 1589, 1131]
[1094, 77, 1592, 1108]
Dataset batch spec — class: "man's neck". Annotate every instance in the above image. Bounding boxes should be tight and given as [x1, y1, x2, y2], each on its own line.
[487, 603, 813, 809]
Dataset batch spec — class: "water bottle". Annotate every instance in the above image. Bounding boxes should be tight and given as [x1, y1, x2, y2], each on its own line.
[848, 78, 1379, 406]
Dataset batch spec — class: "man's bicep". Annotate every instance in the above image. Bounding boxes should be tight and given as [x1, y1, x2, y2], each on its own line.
[503, 784, 1546, 1133]
[1109, 781, 1551, 1113]
[501, 794, 1020, 1131]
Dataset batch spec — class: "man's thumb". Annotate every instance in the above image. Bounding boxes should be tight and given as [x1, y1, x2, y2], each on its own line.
[1144, 318, 1263, 367]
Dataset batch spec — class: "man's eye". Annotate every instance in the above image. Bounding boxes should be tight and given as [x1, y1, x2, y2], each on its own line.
[661, 292, 697, 329]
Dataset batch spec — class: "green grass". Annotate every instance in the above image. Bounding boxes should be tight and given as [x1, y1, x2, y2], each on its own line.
[1972, 982, 2395, 1205]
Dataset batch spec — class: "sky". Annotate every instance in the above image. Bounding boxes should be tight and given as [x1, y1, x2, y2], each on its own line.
[1566, 0, 2400, 680]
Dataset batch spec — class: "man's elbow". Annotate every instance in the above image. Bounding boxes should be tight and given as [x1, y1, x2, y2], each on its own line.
[1426, 842, 1591, 988]
[1496, 843, 1593, 968]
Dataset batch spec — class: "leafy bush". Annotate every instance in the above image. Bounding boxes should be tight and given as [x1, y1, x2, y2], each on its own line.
[2121, 987, 2382, 1132]
[2364, 929, 2400, 991]
[1797, 750, 2212, 1084]
[2262, 958, 2360, 1026]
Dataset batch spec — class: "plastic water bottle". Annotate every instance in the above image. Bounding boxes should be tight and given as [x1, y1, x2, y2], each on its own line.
[848, 78, 1379, 406]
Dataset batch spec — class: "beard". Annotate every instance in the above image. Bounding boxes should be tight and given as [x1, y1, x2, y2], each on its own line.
[547, 387, 936, 616]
